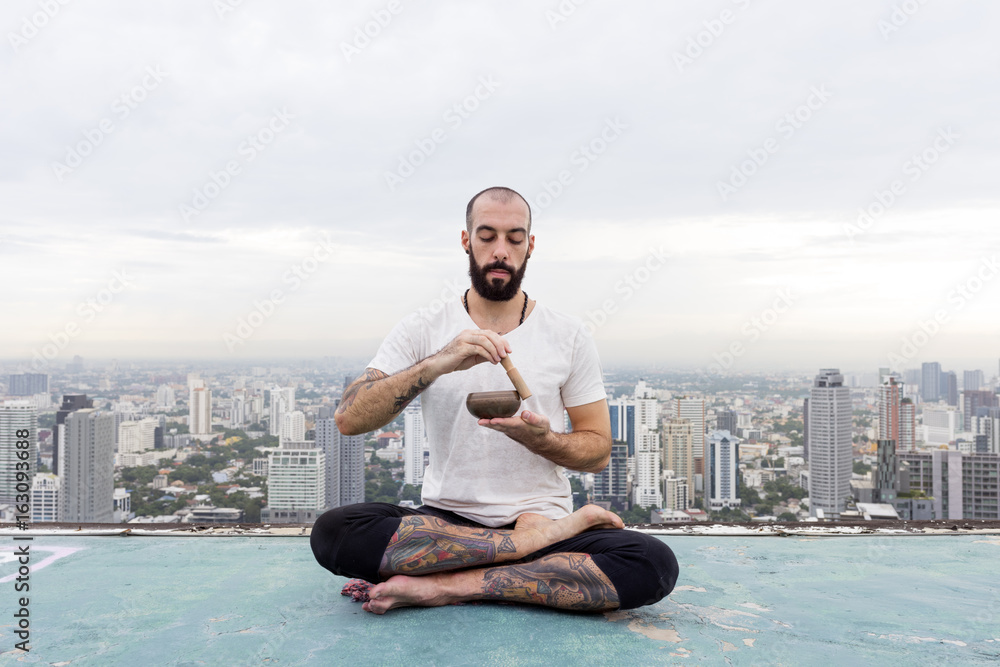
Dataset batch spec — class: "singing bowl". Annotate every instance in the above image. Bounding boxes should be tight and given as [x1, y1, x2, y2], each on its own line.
[466, 390, 522, 419]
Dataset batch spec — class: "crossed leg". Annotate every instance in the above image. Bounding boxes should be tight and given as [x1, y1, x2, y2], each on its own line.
[362, 506, 624, 614]
[311, 502, 678, 615]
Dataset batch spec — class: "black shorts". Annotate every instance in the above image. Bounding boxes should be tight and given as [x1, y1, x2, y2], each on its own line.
[310, 502, 679, 610]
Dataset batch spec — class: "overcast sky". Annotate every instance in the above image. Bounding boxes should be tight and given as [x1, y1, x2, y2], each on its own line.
[2, 1, 999, 377]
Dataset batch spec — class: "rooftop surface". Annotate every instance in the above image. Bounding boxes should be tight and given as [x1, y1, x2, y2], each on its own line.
[2, 531, 999, 665]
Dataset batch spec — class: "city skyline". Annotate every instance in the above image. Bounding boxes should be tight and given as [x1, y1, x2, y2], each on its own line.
[3, 3, 998, 372]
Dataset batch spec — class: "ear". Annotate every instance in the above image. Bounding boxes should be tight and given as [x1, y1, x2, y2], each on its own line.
[527, 234, 535, 257]
[461, 230, 470, 254]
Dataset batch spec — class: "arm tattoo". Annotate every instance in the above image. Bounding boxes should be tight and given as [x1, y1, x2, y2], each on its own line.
[336, 368, 389, 415]
[480, 553, 619, 611]
[392, 376, 431, 413]
[379, 516, 518, 576]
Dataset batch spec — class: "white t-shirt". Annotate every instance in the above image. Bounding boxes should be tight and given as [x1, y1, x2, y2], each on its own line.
[367, 298, 607, 527]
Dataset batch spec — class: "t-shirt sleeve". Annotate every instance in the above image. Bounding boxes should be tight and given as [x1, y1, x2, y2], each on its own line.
[561, 324, 608, 408]
[367, 315, 422, 376]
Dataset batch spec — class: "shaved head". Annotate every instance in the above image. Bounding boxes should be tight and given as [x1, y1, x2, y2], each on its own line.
[466, 186, 532, 233]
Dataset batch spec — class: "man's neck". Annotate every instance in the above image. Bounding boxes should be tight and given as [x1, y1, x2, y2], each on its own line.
[466, 288, 528, 333]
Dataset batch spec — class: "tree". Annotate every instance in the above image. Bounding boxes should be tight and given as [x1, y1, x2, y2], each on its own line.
[777, 512, 798, 522]
[853, 461, 871, 475]
[400, 484, 422, 503]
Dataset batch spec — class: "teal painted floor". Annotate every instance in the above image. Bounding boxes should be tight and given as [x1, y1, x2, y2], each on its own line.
[2, 533, 999, 665]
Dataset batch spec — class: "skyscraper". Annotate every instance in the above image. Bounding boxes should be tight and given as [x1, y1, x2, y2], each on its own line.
[670, 397, 706, 479]
[922, 362, 941, 401]
[266, 445, 325, 520]
[608, 397, 636, 456]
[155, 384, 176, 409]
[899, 399, 915, 452]
[878, 377, 901, 444]
[632, 425, 663, 509]
[663, 417, 694, 507]
[53, 394, 92, 475]
[315, 402, 365, 510]
[268, 387, 296, 437]
[807, 369, 852, 518]
[874, 439, 897, 504]
[281, 410, 306, 445]
[963, 390, 1000, 431]
[964, 370, 984, 392]
[942, 371, 959, 407]
[705, 430, 741, 511]
[0, 401, 38, 506]
[593, 440, 627, 506]
[716, 409, 737, 434]
[189, 386, 212, 436]
[802, 397, 810, 459]
[315, 410, 341, 511]
[7, 373, 49, 397]
[403, 404, 426, 486]
[61, 409, 115, 523]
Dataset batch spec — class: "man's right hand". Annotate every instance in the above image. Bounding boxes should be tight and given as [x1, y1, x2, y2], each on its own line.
[428, 329, 511, 375]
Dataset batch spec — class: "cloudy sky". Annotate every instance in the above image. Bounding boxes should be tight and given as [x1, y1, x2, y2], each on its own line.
[2, 1, 998, 376]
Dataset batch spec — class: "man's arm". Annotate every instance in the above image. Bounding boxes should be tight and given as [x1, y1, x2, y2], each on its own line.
[335, 329, 511, 435]
[478, 399, 611, 474]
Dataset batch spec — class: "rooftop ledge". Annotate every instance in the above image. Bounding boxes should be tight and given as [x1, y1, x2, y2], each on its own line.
[4, 518, 1000, 537]
[4, 524, 999, 665]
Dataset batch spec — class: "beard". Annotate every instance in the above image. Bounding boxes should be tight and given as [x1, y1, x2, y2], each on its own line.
[468, 248, 530, 302]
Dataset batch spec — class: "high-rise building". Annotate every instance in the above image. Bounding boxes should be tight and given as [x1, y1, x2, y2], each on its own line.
[879, 377, 901, 443]
[922, 362, 941, 401]
[265, 445, 325, 522]
[705, 430, 741, 511]
[403, 404, 426, 486]
[7, 373, 49, 397]
[964, 370, 985, 392]
[118, 417, 158, 454]
[924, 406, 960, 445]
[663, 417, 694, 507]
[315, 403, 365, 510]
[874, 439, 897, 504]
[189, 386, 213, 436]
[268, 387, 296, 437]
[593, 441, 627, 506]
[31, 473, 60, 522]
[281, 410, 306, 445]
[608, 397, 636, 456]
[663, 470, 689, 511]
[962, 390, 999, 431]
[802, 397, 810, 459]
[155, 384, 176, 409]
[670, 397, 706, 479]
[807, 369, 852, 518]
[899, 450, 1000, 520]
[632, 425, 662, 509]
[61, 409, 115, 523]
[716, 410, 738, 434]
[53, 394, 93, 475]
[899, 399, 915, 452]
[0, 401, 38, 506]
[942, 371, 959, 407]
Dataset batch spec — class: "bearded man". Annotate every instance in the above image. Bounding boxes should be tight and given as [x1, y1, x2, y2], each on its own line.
[310, 186, 678, 614]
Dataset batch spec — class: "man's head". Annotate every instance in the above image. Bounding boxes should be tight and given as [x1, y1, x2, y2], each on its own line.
[462, 186, 534, 302]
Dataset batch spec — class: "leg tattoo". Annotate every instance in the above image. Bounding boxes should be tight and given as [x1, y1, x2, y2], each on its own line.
[480, 553, 619, 611]
[379, 516, 520, 577]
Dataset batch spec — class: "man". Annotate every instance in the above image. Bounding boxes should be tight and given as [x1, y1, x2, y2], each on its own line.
[310, 186, 678, 614]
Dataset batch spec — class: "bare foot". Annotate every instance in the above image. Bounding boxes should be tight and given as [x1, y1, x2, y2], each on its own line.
[362, 573, 456, 615]
[514, 505, 624, 553]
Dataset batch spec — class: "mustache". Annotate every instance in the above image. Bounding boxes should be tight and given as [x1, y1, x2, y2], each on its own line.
[482, 260, 515, 274]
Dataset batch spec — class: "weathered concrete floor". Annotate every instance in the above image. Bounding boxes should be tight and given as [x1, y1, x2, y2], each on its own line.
[2, 533, 999, 665]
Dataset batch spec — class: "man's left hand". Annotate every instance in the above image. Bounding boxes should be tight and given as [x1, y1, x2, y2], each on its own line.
[478, 410, 550, 452]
